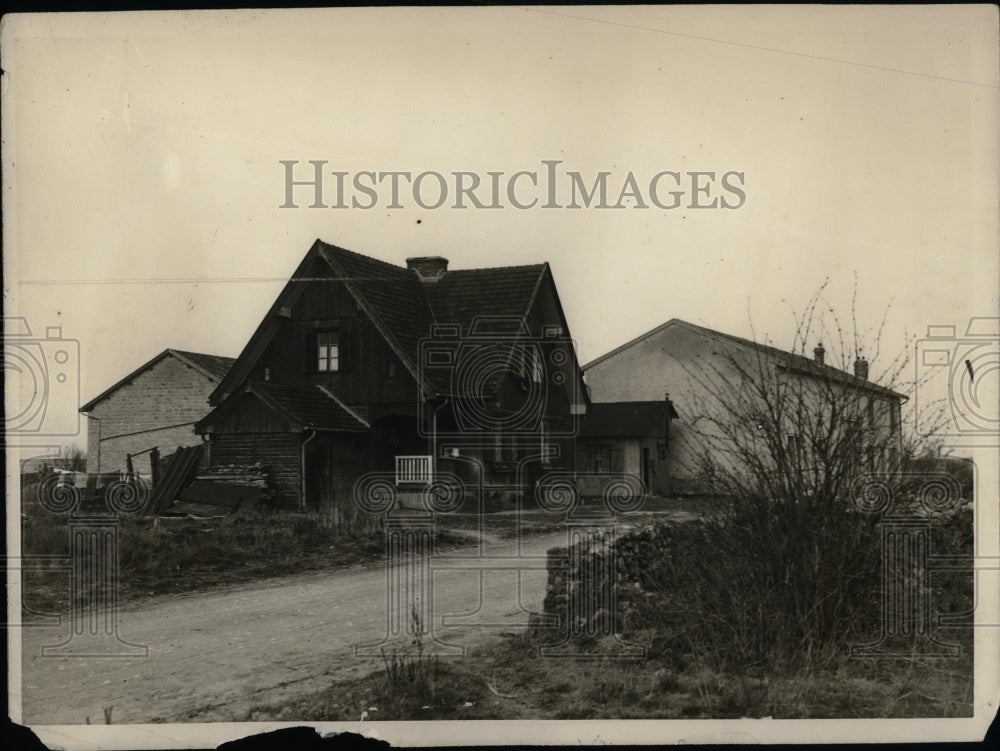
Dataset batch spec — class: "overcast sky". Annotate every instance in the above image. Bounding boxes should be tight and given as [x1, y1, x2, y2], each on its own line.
[3, 6, 998, 451]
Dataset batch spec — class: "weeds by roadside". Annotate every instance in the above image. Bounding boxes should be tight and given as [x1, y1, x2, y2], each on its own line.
[372, 608, 445, 717]
[19, 486, 470, 613]
[237, 627, 972, 722]
[237, 495, 973, 723]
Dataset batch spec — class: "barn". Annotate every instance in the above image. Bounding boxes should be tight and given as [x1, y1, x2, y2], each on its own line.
[78, 349, 235, 475]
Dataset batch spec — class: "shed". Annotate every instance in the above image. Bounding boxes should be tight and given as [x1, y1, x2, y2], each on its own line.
[577, 399, 678, 496]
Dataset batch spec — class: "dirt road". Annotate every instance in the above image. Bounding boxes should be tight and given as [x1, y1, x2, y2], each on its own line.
[19, 530, 572, 725]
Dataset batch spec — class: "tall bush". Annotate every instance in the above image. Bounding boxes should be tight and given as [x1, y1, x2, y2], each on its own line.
[645, 287, 957, 671]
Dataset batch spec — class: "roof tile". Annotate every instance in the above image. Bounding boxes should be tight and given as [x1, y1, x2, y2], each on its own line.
[172, 350, 236, 382]
[252, 382, 369, 432]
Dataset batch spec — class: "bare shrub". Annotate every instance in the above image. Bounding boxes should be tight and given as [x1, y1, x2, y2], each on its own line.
[626, 284, 969, 682]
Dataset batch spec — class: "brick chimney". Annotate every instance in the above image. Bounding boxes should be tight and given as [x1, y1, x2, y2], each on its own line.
[854, 356, 869, 380]
[813, 343, 825, 365]
[406, 256, 449, 282]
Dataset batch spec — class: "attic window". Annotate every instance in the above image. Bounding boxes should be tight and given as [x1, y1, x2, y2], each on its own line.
[317, 331, 340, 372]
[386, 359, 397, 378]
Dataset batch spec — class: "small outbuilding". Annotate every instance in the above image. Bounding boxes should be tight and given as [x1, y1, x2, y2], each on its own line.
[577, 399, 678, 496]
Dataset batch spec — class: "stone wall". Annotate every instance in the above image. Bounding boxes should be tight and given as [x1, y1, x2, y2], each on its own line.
[538, 520, 687, 638]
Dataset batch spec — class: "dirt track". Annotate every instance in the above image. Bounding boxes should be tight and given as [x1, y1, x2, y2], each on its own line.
[20, 531, 572, 725]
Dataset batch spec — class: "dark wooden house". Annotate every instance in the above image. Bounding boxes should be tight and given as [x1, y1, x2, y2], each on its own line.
[195, 240, 589, 510]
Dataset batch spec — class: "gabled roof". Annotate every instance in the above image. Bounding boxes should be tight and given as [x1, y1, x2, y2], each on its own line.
[171, 350, 236, 382]
[423, 264, 548, 325]
[319, 242, 438, 391]
[80, 349, 236, 412]
[582, 318, 906, 401]
[210, 240, 569, 405]
[196, 382, 370, 434]
[580, 400, 678, 439]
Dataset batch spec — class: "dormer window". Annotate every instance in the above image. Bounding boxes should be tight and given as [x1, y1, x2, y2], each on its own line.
[317, 331, 340, 372]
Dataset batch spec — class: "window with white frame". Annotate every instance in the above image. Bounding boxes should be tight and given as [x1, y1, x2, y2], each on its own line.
[317, 331, 340, 372]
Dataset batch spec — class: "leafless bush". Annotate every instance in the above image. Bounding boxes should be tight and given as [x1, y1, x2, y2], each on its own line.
[639, 284, 963, 675]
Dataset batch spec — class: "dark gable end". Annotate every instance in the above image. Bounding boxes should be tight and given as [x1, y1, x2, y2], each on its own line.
[212, 240, 438, 405]
[196, 382, 369, 434]
[209, 242, 327, 405]
[534, 264, 592, 413]
[211, 240, 585, 408]
[316, 241, 436, 394]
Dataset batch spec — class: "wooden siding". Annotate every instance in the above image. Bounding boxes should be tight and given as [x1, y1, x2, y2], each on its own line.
[211, 432, 301, 509]
[306, 433, 371, 512]
[207, 393, 297, 434]
[252, 258, 420, 406]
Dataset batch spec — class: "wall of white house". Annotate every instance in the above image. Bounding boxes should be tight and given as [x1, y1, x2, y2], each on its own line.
[586, 322, 904, 495]
[584, 323, 740, 493]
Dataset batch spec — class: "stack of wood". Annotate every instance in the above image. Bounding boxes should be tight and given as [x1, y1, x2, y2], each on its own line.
[193, 464, 269, 487]
[167, 463, 271, 517]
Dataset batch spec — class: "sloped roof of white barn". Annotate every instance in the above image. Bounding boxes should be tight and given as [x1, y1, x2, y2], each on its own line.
[583, 318, 907, 401]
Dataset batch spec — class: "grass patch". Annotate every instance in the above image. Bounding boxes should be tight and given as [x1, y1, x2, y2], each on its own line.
[19, 484, 472, 614]
[432, 496, 717, 541]
[239, 630, 973, 722]
[237, 493, 973, 723]
[432, 512, 566, 540]
[20, 481, 638, 615]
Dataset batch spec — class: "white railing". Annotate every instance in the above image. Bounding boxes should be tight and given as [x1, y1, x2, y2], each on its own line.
[395, 455, 433, 485]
